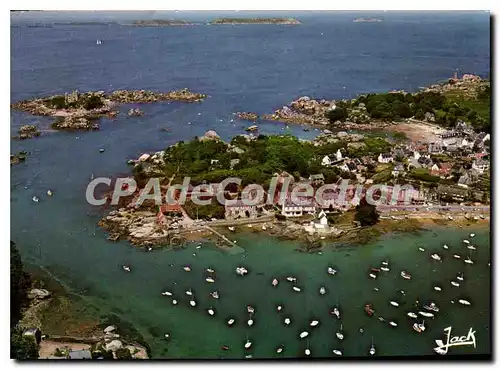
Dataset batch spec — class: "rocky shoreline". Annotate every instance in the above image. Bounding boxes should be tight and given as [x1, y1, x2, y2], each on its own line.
[11, 88, 207, 131]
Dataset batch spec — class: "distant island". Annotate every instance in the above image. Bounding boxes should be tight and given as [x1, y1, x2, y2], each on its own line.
[210, 18, 301, 25]
[353, 18, 383, 23]
[131, 20, 196, 27]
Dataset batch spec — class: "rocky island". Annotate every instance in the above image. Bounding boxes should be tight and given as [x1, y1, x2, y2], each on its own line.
[353, 18, 383, 23]
[11, 88, 207, 131]
[131, 20, 197, 27]
[210, 18, 301, 25]
[13, 124, 41, 140]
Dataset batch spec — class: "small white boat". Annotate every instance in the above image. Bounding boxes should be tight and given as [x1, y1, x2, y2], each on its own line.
[247, 318, 254, 327]
[207, 268, 215, 273]
[122, 265, 131, 272]
[245, 354, 252, 359]
[336, 324, 344, 340]
[457, 273, 464, 281]
[382, 261, 389, 266]
[431, 254, 442, 261]
[310, 320, 319, 327]
[443, 244, 449, 249]
[424, 302, 440, 312]
[333, 307, 340, 319]
[47, 190, 53, 196]
[369, 338, 375, 356]
[32, 196, 39, 203]
[207, 307, 215, 316]
[227, 318, 235, 326]
[189, 299, 196, 307]
[390, 301, 399, 307]
[206, 277, 215, 283]
[369, 273, 377, 279]
[333, 349, 343, 356]
[172, 299, 177, 305]
[374, 287, 379, 292]
[276, 345, 284, 354]
[286, 276, 297, 282]
[247, 306, 255, 314]
[389, 321, 398, 327]
[327, 267, 337, 275]
[236, 267, 248, 276]
[244, 340, 252, 349]
[407, 312, 418, 318]
[293, 286, 301, 292]
[272, 278, 279, 287]
[96, 40, 102, 45]
[434, 286, 442, 291]
[299, 331, 309, 339]
[277, 305, 283, 312]
[161, 291, 172, 296]
[470, 233, 475, 238]
[183, 266, 191, 272]
[418, 311, 434, 318]
[401, 271, 412, 280]
[463, 239, 470, 244]
[413, 321, 426, 333]
[196, 245, 202, 249]
[464, 257, 474, 264]
[381, 267, 390, 272]
[185, 289, 193, 296]
[210, 291, 219, 299]
[418, 247, 425, 252]
[228, 226, 235, 232]
[453, 254, 461, 259]
[319, 287, 326, 295]
[467, 245, 476, 250]
[284, 317, 291, 325]
[451, 281, 460, 287]
[458, 299, 471, 306]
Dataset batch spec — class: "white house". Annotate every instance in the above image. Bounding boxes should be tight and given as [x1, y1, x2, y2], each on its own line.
[335, 162, 350, 172]
[304, 209, 331, 234]
[471, 159, 489, 174]
[335, 149, 343, 161]
[321, 155, 332, 167]
[281, 198, 316, 217]
[378, 153, 394, 164]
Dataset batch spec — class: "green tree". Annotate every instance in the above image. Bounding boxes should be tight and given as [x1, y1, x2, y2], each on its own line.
[11, 328, 39, 360]
[115, 348, 133, 360]
[325, 107, 347, 123]
[11, 242, 31, 327]
[370, 102, 394, 121]
[354, 198, 380, 226]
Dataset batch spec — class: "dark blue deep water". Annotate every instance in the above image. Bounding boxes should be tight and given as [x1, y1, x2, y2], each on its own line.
[11, 11, 490, 358]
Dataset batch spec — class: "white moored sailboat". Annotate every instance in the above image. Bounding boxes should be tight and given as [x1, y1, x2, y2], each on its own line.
[336, 324, 344, 340]
[333, 349, 342, 356]
[310, 320, 319, 327]
[327, 267, 337, 275]
[413, 320, 426, 333]
[319, 287, 326, 295]
[407, 312, 418, 318]
[369, 337, 376, 355]
[451, 281, 460, 287]
[299, 331, 309, 339]
[458, 299, 471, 306]
[272, 278, 279, 287]
[431, 253, 442, 261]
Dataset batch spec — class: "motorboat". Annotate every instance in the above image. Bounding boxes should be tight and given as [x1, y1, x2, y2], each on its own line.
[299, 331, 309, 339]
[467, 245, 476, 250]
[210, 291, 219, 299]
[286, 276, 297, 282]
[418, 311, 434, 318]
[389, 321, 398, 327]
[464, 257, 474, 265]
[208, 307, 215, 316]
[276, 345, 284, 354]
[221, 345, 229, 351]
[96, 40, 102, 45]
[207, 268, 215, 273]
[431, 254, 442, 261]
[400, 271, 412, 280]
[413, 320, 426, 333]
[244, 340, 252, 349]
[407, 312, 418, 318]
[161, 291, 172, 296]
[381, 267, 390, 272]
[189, 298, 196, 307]
[364, 304, 375, 316]
[458, 299, 471, 306]
[236, 267, 248, 276]
[183, 266, 191, 272]
[369, 273, 377, 279]
[423, 302, 439, 312]
[284, 317, 291, 325]
[319, 287, 326, 295]
[443, 244, 449, 250]
[463, 239, 470, 244]
[451, 281, 460, 287]
[336, 324, 344, 340]
[228, 226, 235, 232]
[374, 287, 379, 292]
[293, 286, 301, 292]
[272, 278, 279, 287]
[206, 277, 215, 283]
[227, 318, 235, 326]
[247, 306, 255, 314]
[382, 261, 389, 266]
[32, 196, 39, 203]
[418, 247, 425, 252]
[333, 349, 342, 356]
[327, 267, 337, 275]
[453, 254, 461, 259]
[245, 354, 252, 359]
[378, 317, 385, 322]
[433, 286, 442, 291]
[390, 301, 399, 307]
[185, 289, 193, 296]
[122, 265, 131, 272]
[47, 190, 53, 196]
[332, 307, 340, 319]
[310, 320, 319, 327]
[457, 273, 464, 281]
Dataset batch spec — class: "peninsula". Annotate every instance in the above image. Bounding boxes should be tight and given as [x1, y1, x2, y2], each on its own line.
[210, 18, 301, 25]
